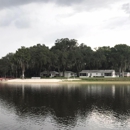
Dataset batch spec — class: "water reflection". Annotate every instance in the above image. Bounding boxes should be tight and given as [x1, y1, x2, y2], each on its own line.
[0, 83, 130, 129]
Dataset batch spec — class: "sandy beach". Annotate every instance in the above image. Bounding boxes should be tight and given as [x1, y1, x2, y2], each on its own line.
[1, 78, 130, 85]
[0, 78, 81, 84]
[4, 79, 63, 83]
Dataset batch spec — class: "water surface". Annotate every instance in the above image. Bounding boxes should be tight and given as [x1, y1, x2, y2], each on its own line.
[0, 83, 130, 130]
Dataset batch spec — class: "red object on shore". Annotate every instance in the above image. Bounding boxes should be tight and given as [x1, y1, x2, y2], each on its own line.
[0, 78, 14, 81]
[0, 78, 4, 81]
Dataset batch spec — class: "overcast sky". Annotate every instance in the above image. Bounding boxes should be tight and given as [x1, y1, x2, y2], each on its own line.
[0, 0, 130, 58]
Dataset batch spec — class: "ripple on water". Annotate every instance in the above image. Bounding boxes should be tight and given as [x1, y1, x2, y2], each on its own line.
[0, 84, 130, 130]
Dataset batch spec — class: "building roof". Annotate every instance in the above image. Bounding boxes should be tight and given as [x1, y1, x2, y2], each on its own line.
[50, 71, 59, 74]
[80, 70, 115, 73]
[40, 71, 59, 74]
[65, 71, 74, 73]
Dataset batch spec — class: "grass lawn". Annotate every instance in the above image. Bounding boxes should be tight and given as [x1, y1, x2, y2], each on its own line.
[41, 77, 130, 81]
[80, 77, 130, 82]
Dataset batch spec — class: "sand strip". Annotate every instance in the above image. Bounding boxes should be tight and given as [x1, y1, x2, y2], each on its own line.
[1, 78, 130, 85]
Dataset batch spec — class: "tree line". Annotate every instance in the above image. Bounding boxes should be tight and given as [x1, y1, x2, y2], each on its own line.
[0, 38, 130, 78]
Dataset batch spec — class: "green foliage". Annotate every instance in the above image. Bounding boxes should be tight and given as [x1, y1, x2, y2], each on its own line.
[51, 38, 79, 76]
[111, 44, 130, 76]
[29, 44, 50, 76]
[15, 46, 30, 78]
[0, 53, 14, 77]
[0, 39, 130, 78]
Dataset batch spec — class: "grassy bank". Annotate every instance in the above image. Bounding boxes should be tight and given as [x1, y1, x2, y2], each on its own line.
[60, 77, 130, 84]
[79, 77, 130, 82]
[42, 77, 130, 82]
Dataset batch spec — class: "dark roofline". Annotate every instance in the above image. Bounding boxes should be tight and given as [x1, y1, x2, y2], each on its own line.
[80, 70, 115, 73]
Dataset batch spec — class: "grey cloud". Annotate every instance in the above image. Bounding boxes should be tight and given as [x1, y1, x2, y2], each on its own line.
[104, 16, 130, 30]
[0, 0, 49, 9]
[14, 18, 30, 28]
[122, 3, 130, 14]
[0, 0, 71, 8]
[0, 8, 30, 28]
[0, 16, 12, 26]
[0, 10, 16, 27]
[0, 0, 125, 10]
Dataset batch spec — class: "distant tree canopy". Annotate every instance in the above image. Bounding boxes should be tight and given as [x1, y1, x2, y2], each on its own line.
[0, 38, 130, 78]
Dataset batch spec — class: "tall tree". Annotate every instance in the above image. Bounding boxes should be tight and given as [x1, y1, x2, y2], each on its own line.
[15, 46, 30, 79]
[111, 44, 130, 76]
[29, 44, 50, 76]
[0, 53, 14, 77]
[51, 38, 78, 76]
[71, 44, 93, 76]
[92, 47, 111, 69]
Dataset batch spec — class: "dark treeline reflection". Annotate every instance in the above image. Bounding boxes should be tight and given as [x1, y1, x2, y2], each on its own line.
[0, 84, 130, 126]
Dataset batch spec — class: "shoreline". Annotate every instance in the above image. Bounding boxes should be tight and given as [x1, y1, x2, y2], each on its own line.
[1, 78, 130, 85]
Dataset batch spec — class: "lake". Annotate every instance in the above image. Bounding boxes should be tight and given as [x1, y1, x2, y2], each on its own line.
[0, 83, 130, 130]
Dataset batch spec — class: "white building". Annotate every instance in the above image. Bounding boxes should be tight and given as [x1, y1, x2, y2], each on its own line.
[40, 71, 59, 77]
[50, 71, 59, 77]
[60, 71, 76, 78]
[80, 70, 116, 78]
[115, 72, 130, 77]
[124, 72, 130, 77]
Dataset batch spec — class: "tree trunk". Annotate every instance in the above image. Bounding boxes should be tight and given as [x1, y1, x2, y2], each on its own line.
[122, 70, 124, 77]
[16, 70, 17, 78]
[22, 64, 25, 79]
[119, 67, 121, 77]
[22, 70, 25, 79]
[63, 70, 65, 77]
[77, 71, 80, 77]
